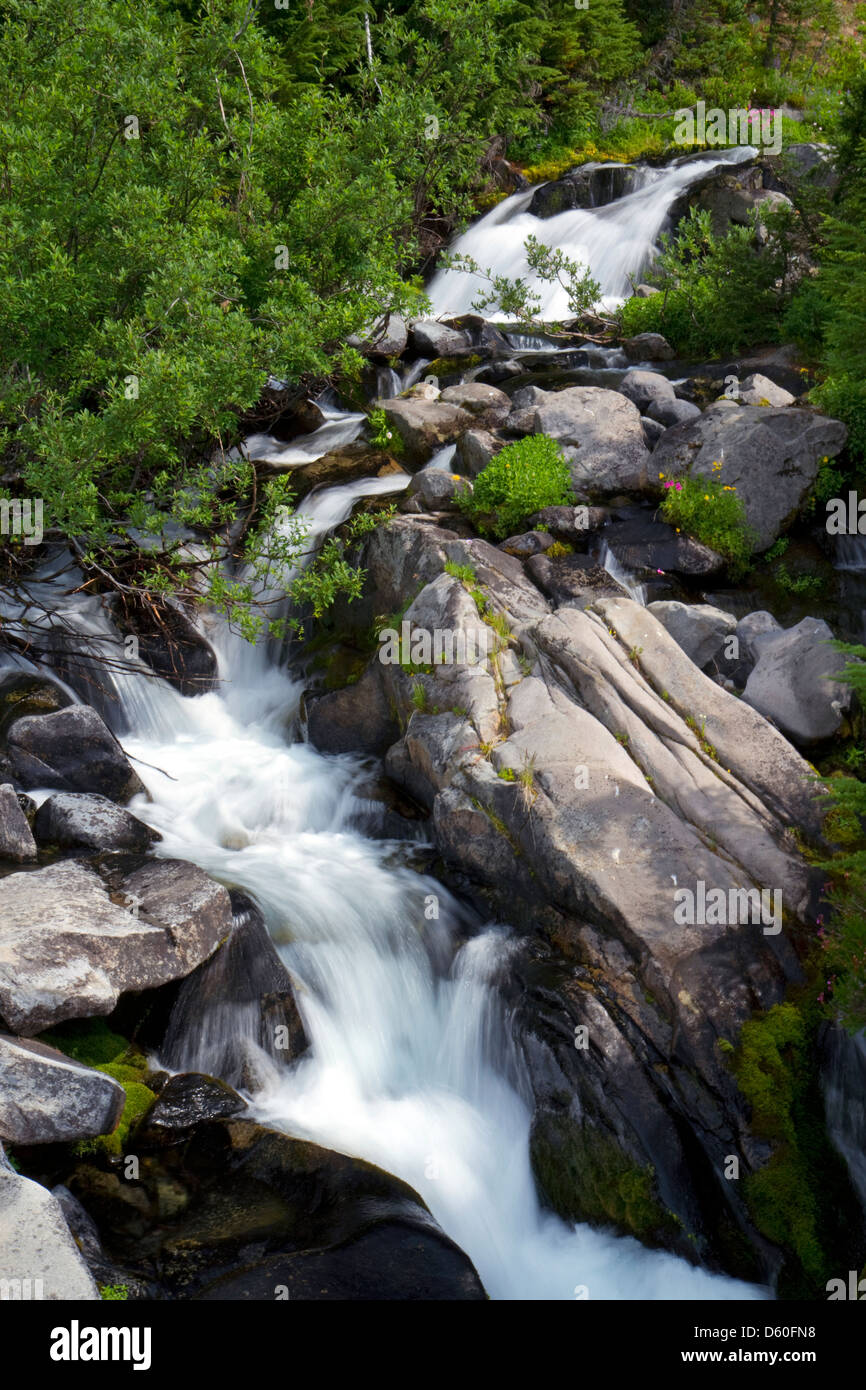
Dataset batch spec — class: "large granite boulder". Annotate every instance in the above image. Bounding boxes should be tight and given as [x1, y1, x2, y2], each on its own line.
[651, 400, 848, 549]
[0, 858, 232, 1034]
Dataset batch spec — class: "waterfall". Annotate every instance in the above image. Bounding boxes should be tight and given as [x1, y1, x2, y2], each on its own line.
[428, 147, 757, 319]
[5, 458, 754, 1300]
[238, 403, 366, 468]
[598, 539, 648, 606]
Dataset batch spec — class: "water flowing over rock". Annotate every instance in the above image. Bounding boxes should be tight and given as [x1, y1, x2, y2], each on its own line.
[158, 891, 308, 1090]
[527, 161, 642, 219]
[312, 512, 832, 1275]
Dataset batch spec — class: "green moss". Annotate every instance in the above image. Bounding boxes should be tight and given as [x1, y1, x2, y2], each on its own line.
[39, 1019, 155, 1158]
[728, 1000, 864, 1295]
[531, 1116, 679, 1245]
[99, 1284, 129, 1300]
[39, 1018, 130, 1068]
[422, 354, 482, 379]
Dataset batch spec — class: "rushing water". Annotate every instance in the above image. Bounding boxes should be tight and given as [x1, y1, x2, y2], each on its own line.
[428, 147, 757, 319]
[2, 153, 779, 1299]
[100, 524, 760, 1299]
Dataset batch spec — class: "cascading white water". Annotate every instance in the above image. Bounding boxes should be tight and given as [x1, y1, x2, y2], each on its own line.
[0, 451, 762, 1300]
[109, 581, 764, 1300]
[598, 539, 648, 606]
[1, 192, 775, 1297]
[428, 148, 757, 319]
[238, 403, 366, 468]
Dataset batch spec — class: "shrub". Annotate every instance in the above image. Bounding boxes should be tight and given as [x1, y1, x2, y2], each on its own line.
[460, 434, 574, 539]
[618, 206, 794, 357]
[657, 472, 756, 573]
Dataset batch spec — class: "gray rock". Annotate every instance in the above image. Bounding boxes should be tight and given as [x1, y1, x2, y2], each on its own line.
[618, 370, 676, 414]
[368, 314, 408, 359]
[439, 383, 511, 428]
[646, 397, 702, 427]
[523, 385, 650, 495]
[742, 616, 852, 744]
[0, 1168, 100, 1299]
[409, 320, 473, 357]
[641, 415, 667, 448]
[738, 373, 795, 408]
[0, 1034, 125, 1144]
[781, 143, 838, 191]
[307, 663, 399, 757]
[378, 398, 473, 467]
[736, 611, 784, 667]
[0, 858, 232, 1034]
[34, 791, 159, 852]
[0, 783, 36, 861]
[5, 705, 144, 803]
[622, 332, 675, 361]
[500, 531, 556, 560]
[529, 505, 606, 540]
[407, 469, 471, 511]
[634, 283, 660, 297]
[456, 428, 503, 477]
[651, 401, 848, 549]
[648, 601, 738, 669]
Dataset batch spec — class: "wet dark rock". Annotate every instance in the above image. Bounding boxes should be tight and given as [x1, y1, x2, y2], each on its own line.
[601, 513, 727, 578]
[135, 1073, 247, 1146]
[281, 441, 402, 501]
[525, 554, 629, 607]
[4, 704, 145, 802]
[528, 162, 640, 219]
[158, 889, 308, 1089]
[0, 670, 73, 744]
[68, 1117, 486, 1300]
[307, 662, 398, 757]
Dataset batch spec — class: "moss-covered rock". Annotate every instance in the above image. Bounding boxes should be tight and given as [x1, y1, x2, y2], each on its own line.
[730, 1000, 865, 1297]
[38, 1019, 156, 1158]
[530, 1112, 681, 1246]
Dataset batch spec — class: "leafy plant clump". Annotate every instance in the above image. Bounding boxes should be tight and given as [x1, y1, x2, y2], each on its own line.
[618, 205, 797, 357]
[460, 434, 574, 540]
[658, 472, 756, 574]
